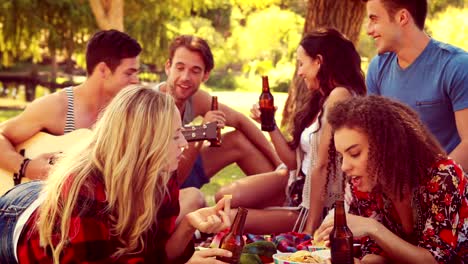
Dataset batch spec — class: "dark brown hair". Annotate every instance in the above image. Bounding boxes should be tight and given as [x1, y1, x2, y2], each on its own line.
[327, 95, 445, 200]
[168, 35, 214, 73]
[363, 0, 428, 30]
[86, 30, 142, 75]
[289, 28, 366, 149]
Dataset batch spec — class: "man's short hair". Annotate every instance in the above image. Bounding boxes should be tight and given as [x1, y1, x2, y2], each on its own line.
[364, 0, 428, 30]
[168, 35, 214, 73]
[86, 30, 142, 75]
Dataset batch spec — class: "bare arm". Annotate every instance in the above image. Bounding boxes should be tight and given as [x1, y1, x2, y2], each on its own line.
[449, 108, 468, 170]
[220, 104, 281, 168]
[0, 95, 62, 179]
[194, 90, 281, 168]
[250, 103, 296, 168]
[267, 128, 296, 169]
[166, 199, 230, 261]
[304, 87, 353, 234]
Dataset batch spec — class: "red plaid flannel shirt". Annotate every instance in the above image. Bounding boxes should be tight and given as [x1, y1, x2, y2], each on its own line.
[16, 174, 194, 263]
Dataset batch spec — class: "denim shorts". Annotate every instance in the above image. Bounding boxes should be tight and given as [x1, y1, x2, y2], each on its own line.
[180, 155, 209, 189]
[0, 181, 43, 263]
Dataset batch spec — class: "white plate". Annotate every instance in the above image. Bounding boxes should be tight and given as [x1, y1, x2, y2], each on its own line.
[273, 250, 331, 264]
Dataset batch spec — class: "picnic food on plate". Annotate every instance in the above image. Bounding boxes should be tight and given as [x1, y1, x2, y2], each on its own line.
[277, 250, 324, 263]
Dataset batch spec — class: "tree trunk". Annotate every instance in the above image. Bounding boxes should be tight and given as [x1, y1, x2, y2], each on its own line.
[89, 0, 124, 31]
[281, 0, 366, 128]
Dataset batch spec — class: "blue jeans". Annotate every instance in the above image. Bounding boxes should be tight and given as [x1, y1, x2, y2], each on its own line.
[0, 181, 43, 263]
[181, 155, 209, 189]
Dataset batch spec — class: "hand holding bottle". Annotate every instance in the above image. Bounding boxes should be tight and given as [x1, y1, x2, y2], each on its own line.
[217, 207, 248, 264]
[210, 96, 222, 147]
[259, 76, 276, 131]
[203, 111, 226, 128]
[250, 103, 277, 126]
[314, 212, 377, 244]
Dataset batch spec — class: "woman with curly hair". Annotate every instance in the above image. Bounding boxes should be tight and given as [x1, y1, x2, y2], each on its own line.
[315, 95, 467, 264]
[215, 28, 366, 234]
[0, 85, 232, 264]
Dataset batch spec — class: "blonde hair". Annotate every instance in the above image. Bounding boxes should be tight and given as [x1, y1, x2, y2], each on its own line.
[38, 85, 177, 262]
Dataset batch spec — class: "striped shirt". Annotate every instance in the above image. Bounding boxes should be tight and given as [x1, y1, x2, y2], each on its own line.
[64, 87, 75, 134]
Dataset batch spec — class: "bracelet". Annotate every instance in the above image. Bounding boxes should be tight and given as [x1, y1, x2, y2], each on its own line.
[13, 158, 31, 186]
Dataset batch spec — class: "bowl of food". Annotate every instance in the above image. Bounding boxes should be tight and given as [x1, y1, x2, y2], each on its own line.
[273, 250, 330, 264]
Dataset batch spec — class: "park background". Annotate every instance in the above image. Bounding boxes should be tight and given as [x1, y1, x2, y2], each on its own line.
[0, 0, 467, 204]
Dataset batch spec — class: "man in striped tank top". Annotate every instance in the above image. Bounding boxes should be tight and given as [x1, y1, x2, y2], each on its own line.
[0, 30, 141, 182]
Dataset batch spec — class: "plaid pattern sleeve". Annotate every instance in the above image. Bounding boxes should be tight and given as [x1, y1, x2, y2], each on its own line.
[16, 175, 195, 263]
[148, 175, 195, 264]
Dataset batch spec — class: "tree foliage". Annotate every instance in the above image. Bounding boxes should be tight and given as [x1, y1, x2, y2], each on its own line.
[0, 0, 96, 68]
[428, 0, 466, 15]
[427, 7, 468, 50]
[89, 0, 124, 31]
[0, 0, 465, 75]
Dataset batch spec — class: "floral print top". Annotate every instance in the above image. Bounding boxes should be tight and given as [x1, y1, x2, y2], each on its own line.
[349, 158, 468, 263]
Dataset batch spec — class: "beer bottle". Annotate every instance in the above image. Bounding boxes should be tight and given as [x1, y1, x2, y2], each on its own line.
[216, 207, 248, 264]
[330, 200, 354, 264]
[259, 76, 275, 131]
[210, 96, 222, 147]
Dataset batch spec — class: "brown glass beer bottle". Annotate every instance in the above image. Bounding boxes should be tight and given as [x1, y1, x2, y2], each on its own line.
[210, 96, 222, 147]
[330, 200, 354, 264]
[216, 207, 248, 263]
[259, 76, 275, 131]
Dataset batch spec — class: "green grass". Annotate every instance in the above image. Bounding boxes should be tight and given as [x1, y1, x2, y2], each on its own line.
[0, 91, 287, 206]
[201, 164, 245, 205]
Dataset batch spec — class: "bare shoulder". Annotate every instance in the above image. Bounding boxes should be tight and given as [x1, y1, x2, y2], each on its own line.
[191, 89, 213, 116]
[326, 87, 353, 108]
[12, 91, 66, 130]
[27, 91, 67, 118]
[0, 90, 68, 143]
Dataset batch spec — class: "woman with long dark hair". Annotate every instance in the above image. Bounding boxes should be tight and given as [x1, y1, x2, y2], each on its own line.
[216, 28, 366, 234]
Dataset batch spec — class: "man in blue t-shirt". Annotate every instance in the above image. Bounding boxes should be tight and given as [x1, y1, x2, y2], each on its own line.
[364, 0, 468, 170]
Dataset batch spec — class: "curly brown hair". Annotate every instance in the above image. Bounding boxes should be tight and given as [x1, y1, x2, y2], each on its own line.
[289, 28, 366, 149]
[326, 95, 446, 200]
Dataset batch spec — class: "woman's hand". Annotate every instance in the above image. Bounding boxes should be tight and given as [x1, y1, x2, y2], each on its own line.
[186, 197, 231, 234]
[314, 213, 378, 244]
[250, 103, 278, 124]
[249, 103, 262, 124]
[186, 248, 232, 264]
